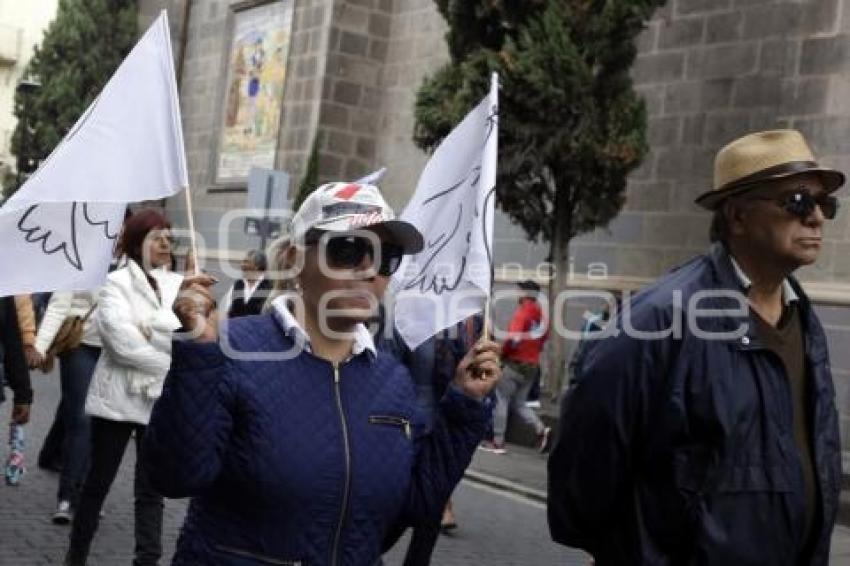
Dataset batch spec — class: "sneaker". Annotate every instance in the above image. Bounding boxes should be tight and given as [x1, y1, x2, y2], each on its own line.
[537, 427, 552, 453]
[478, 440, 506, 455]
[52, 500, 72, 525]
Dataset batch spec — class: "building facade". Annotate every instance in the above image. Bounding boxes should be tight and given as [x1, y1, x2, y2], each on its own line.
[0, 0, 58, 187]
[143, 0, 850, 450]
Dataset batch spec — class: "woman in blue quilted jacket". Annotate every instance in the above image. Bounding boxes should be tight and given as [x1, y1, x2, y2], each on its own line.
[144, 182, 501, 565]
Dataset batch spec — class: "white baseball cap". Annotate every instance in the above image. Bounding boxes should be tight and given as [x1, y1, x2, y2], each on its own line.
[290, 182, 423, 253]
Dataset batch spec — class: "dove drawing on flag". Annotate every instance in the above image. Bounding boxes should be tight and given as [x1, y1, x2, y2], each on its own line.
[0, 201, 127, 296]
[15, 202, 124, 271]
[390, 74, 499, 350]
[0, 11, 187, 295]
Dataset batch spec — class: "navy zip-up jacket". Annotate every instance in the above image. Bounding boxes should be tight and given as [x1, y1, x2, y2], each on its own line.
[144, 312, 488, 565]
[548, 242, 842, 565]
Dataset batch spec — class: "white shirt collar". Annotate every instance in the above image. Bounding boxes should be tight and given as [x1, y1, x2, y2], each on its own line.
[729, 256, 799, 306]
[243, 275, 265, 300]
[270, 295, 377, 358]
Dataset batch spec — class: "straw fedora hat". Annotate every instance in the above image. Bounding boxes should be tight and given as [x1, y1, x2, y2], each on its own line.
[695, 129, 844, 210]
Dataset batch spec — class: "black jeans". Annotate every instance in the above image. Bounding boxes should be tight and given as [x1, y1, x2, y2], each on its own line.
[67, 418, 163, 566]
[57, 345, 100, 503]
[40, 401, 66, 469]
[402, 522, 441, 566]
[0, 296, 32, 405]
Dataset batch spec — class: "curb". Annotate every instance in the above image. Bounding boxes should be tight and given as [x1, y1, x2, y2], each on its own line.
[464, 468, 547, 505]
[465, 469, 850, 527]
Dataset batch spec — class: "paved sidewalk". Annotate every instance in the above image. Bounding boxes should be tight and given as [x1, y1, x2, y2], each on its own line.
[466, 443, 850, 564]
[4, 372, 849, 564]
[0, 370, 188, 565]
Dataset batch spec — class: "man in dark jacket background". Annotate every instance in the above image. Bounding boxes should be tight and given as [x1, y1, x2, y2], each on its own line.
[548, 130, 845, 565]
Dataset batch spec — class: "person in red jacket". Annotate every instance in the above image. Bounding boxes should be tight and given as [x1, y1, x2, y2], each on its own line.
[480, 280, 551, 454]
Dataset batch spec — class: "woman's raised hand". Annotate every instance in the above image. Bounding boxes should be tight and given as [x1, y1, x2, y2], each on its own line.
[453, 339, 502, 401]
[174, 274, 218, 342]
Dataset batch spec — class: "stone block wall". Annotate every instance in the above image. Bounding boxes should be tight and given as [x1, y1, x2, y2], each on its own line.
[314, 0, 394, 184]
[149, 0, 850, 454]
[149, 0, 850, 283]
[371, 0, 448, 210]
[143, 0, 334, 252]
[138, 0, 188, 67]
[607, 0, 850, 283]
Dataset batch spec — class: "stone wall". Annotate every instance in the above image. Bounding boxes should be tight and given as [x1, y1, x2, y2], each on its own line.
[315, 0, 394, 184]
[151, 0, 850, 278]
[371, 0, 447, 210]
[140, 0, 335, 254]
[154, 0, 850, 446]
[613, 0, 850, 283]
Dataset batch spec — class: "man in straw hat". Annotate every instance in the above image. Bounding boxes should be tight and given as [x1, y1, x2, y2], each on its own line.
[547, 130, 844, 565]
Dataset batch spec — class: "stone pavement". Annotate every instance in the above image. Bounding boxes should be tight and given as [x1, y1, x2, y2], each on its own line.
[464, 443, 850, 564]
[383, 482, 589, 566]
[0, 370, 188, 565]
[1, 371, 579, 566]
[3, 370, 850, 565]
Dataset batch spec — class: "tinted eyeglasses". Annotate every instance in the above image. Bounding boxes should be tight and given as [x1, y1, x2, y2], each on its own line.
[307, 233, 404, 276]
[750, 190, 839, 220]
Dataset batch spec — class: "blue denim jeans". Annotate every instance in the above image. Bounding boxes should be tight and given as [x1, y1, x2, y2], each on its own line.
[57, 345, 100, 503]
[493, 362, 545, 443]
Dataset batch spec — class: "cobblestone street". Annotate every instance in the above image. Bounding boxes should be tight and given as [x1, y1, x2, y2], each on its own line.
[2, 368, 849, 565]
[0, 367, 583, 565]
[0, 369, 186, 565]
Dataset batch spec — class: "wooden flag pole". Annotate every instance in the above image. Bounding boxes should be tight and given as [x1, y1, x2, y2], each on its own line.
[183, 186, 200, 276]
[481, 71, 499, 345]
[483, 295, 491, 342]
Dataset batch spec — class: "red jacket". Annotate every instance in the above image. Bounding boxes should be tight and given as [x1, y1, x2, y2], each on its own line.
[502, 299, 548, 365]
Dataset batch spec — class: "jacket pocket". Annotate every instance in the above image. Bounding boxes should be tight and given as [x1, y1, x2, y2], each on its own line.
[368, 415, 412, 441]
[212, 545, 304, 565]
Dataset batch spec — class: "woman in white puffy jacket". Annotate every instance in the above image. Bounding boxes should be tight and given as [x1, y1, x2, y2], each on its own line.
[65, 209, 212, 566]
[33, 289, 101, 524]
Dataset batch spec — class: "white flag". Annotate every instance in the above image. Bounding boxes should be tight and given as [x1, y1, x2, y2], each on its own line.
[0, 202, 126, 296]
[355, 167, 387, 185]
[391, 74, 498, 350]
[2, 11, 187, 210]
[0, 11, 185, 295]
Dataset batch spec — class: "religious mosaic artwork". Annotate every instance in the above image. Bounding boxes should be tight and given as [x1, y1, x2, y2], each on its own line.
[216, 0, 294, 182]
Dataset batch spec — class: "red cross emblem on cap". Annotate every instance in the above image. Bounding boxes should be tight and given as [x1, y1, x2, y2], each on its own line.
[334, 183, 361, 200]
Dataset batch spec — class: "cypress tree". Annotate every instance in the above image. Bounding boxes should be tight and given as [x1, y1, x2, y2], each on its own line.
[415, 0, 665, 395]
[7, 0, 137, 197]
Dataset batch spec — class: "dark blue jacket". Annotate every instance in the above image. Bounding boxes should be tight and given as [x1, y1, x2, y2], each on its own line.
[144, 313, 488, 565]
[547, 243, 842, 566]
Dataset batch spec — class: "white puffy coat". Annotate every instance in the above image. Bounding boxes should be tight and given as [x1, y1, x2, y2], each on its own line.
[85, 260, 183, 425]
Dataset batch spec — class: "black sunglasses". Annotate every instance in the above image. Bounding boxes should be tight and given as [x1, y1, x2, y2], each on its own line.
[307, 233, 404, 276]
[750, 190, 839, 220]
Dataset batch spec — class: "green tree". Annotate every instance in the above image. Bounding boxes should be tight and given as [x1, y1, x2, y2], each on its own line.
[415, 0, 664, 395]
[7, 0, 137, 197]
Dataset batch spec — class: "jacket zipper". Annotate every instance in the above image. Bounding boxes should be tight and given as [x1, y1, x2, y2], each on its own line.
[214, 544, 303, 565]
[368, 415, 412, 441]
[739, 337, 807, 549]
[331, 363, 351, 566]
